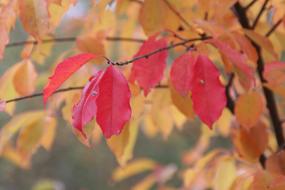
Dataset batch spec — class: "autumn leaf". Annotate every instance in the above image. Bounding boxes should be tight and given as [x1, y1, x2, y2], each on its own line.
[130, 35, 167, 95]
[232, 121, 268, 162]
[72, 71, 103, 136]
[191, 54, 226, 128]
[96, 66, 132, 138]
[207, 38, 255, 90]
[235, 91, 264, 129]
[43, 53, 98, 103]
[170, 52, 197, 96]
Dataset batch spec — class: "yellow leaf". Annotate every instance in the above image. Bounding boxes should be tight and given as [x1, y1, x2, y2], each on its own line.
[107, 120, 139, 166]
[0, 111, 45, 154]
[40, 116, 57, 150]
[76, 33, 106, 64]
[18, 0, 51, 39]
[213, 156, 237, 190]
[170, 83, 195, 119]
[235, 91, 264, 129]
[112, 158, 157, 182]
[13, 59, 38, 96]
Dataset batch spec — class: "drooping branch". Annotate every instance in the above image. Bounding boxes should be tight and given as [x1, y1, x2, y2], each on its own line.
[6, 36, 145, 48]
[251, 0, 269, 29]
[265, 18, 283, 37]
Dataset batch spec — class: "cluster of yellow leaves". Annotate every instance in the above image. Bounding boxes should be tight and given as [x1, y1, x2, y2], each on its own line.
[0, 111, 56, 169]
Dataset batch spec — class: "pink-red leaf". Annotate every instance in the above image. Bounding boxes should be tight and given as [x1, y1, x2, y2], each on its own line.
[207, 39, 255, 90]
[191, 55, 226, 128]
[170, 52, 197, 96]
[129, 35, 167, 95]
[43, 53, 97, 103]
[96, 66, 131, 138]
[72, 71, 103, 136]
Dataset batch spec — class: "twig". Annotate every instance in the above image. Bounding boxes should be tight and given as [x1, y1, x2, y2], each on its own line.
[244, 0, 257, 10]
[161, 0, 192, 29]
[110, 36, 212, 66]
[6, 86, 84, 103]
[5, 84, 169, 104]
[251, 0, 269, 29]
[265, 18, 283, 37]
[6, 36, 145, 48]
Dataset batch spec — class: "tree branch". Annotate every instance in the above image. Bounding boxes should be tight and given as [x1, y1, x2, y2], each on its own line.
[265, 18, 283, 37]
[6, 36, 145, 48]
[5, 84, 169, 104]
[109, 36, 212, 66]
[244, 0, 257, 10]
[251, 0, 269, 29]
[233, 2, 285, 168]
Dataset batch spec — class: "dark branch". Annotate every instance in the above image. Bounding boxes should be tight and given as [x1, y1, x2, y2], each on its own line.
[233, 2, 285, 168]
[251, 0, 269, 29]
[111, 36, 212, 66]
[265, 18, 283, 37]
[6, 36, 145, 48]
[5, 84, 169, 104]
[6, 86, 84, 103]
[244, 0, 257, 10]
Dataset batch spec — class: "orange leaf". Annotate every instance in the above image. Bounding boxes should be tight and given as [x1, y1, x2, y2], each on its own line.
[235, 91, 264, 129]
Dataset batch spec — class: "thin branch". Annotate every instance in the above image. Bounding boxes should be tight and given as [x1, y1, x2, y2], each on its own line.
[110, 36, 212, 66]
[5, 84, 169, 104]
[251, 0, 269, 29]
[265, 18, 283, 37]
[161, 0, 192, 29]
[6, 36, 145, 48]
[244, 0, 257, 10]
[6, 86, 84, 103]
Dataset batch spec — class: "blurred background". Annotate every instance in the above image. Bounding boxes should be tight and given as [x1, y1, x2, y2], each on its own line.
[0, 0, 234, 189]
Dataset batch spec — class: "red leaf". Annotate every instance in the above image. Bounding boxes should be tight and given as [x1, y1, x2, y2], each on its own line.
[191, 55, 226, 128]
[72, 71, 103, 136]
[170, 52, 197, 96]
[130, 35, 167, 95]
[207, 39, 255, 90]
[96, 66, 131, 138]
[43, 53, 97, 103]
